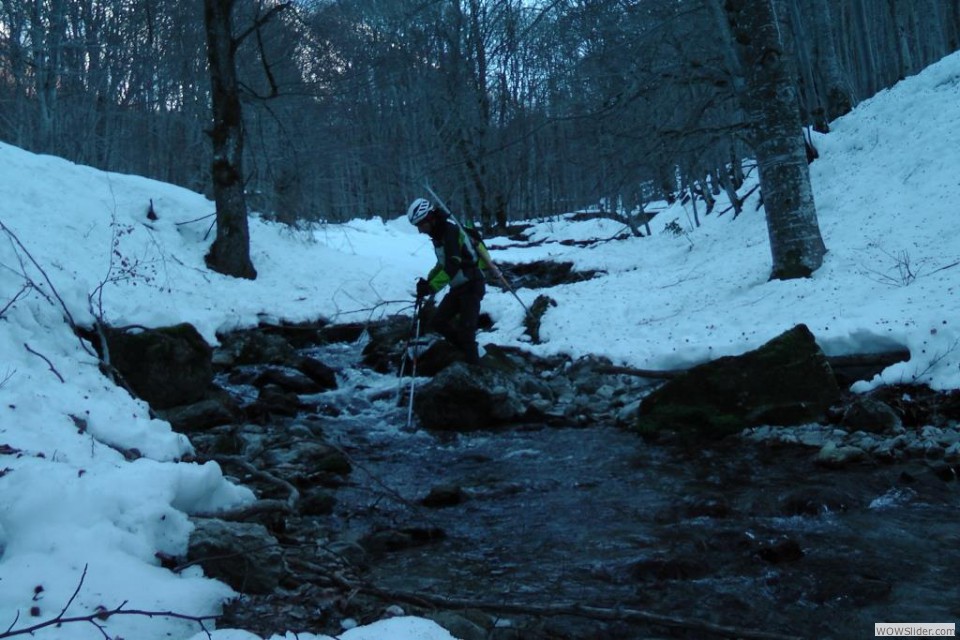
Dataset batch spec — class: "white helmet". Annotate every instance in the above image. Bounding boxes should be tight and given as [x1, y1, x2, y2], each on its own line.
[407, 197, 432, 225]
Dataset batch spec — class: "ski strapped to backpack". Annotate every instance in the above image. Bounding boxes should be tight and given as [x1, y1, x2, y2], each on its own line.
[461, 224, 498, 277]
[422, 185, 498, 276]
[422, 184, 532, 320]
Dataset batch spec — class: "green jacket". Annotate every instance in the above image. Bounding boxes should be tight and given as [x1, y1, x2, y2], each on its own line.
[424, 215, 484, 292]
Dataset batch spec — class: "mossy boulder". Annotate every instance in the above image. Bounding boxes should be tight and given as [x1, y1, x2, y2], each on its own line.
[635, 324, 841, 440]
[105, 323, 213, 410]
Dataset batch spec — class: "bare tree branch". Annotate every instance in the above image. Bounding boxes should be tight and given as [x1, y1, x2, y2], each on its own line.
[0, 565, 215, 639]
[0, 220, 95, 357]
[233, 2, 290, 47]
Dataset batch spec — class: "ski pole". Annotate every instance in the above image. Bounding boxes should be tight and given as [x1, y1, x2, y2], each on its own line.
[405, 296, 423, 430]
[397, 293, 422, 400]
[491, 267, 533, 321]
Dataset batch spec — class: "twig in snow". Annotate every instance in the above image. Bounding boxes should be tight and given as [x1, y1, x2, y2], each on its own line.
[23, 343, 64, 383]
[0, 220, 94, 357]
[0, 564, 215, 639]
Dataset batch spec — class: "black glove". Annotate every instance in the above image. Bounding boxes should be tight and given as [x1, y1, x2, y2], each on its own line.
[416, 278, 433, 299]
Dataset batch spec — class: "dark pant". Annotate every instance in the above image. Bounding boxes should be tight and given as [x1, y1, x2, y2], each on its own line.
[432, 278, 485, 364]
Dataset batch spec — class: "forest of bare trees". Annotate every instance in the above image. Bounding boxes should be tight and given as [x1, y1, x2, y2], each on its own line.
[1, 0, 958, 229]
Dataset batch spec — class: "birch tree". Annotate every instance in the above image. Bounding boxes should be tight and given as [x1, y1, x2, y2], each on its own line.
[718, 0, 826, 280]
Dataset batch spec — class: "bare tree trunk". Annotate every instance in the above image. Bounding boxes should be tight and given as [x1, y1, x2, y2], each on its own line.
[203, 0, 256, 280]
[811, 0, 854, 122]
[1, 0, 30, 147]
[717, 166, 743, 217]
[720, 0, 827, 280]
[699, 175, 715, 213]
[888, 0, 915, 78]
[30, 0, 67, 153]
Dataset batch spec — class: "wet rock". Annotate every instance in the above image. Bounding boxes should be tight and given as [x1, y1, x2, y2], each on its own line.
[188, 519, 285, 594]
[927, 461, 958, 482]
[421, 483, 466, 508]
[682, 494, 732, 519]
[255, 319, 331, 349]
[361, 315, 418, 373]
[206, 426, 245, 456]
[300, 489, 336, 515]
[615, 398, 643, 426]
[480, 343, 549, 372]
[635, 324, 841, 440]
[219, 331, 297, 366]
[756, 536, 804, 564]
[360, 527, 445, 555]
[922, 424, 960, 447]
[627, 555, 713, 582]
[415, 362, 527, 430]
[779, 487, 858, 516]
[317, 321, 367, 344]
[157, 392, 239, 432]
[872, 438, 907, 462]
[261, 440, 347, 472]
[815, 442, 867, 468]
[409, 338, 468, 377]
[841, 396, 902, 433]
[293, 355, 338, 390]
[246, 385, 303, 420]
[866, 384, 960, 428]
[255, 366, 326, 394]
[946, 442, 960, 461]
[307, 447, 351, 475]
[226, 366, 259, 386]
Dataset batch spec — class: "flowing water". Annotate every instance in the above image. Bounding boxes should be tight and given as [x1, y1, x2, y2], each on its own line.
[269, 341, 960, 638]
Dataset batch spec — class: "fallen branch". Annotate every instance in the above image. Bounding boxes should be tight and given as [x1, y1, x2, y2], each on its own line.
[192, 455, 299, 521]
[597, 349, 911, 381]
[826, 350, 910, 370]
[175, 212, 216, 226]
[333, 576, 802, 640]
[216, 455, 300, 511]
[192, 498, 293, 522]
[929, 259, 960, 275]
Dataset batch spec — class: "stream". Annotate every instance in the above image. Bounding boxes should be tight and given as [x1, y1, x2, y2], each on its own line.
[216, 336, 960, 640]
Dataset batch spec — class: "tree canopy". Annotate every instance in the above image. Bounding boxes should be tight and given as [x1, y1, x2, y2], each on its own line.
[0, 0, 956, 225]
